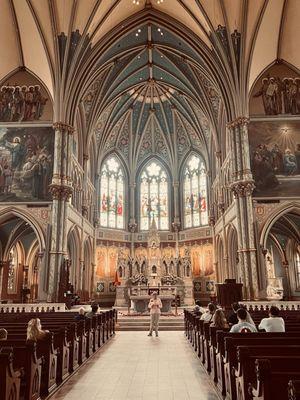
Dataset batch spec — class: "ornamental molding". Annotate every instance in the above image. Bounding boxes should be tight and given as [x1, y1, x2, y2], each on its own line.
[53, 122, 74, 134]
[49, 183, 73, 201]
[226, 116, 249, 129]
[230, 180, 255, 198]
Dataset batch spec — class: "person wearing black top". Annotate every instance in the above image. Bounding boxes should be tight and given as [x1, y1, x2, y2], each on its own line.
[227, 302, 240, 325]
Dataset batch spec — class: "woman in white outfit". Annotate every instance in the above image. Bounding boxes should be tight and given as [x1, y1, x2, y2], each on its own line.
[148, 292, 162, 337]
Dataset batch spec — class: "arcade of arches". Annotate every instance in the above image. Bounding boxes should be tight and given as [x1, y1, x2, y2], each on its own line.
[1, 0, 300, 306]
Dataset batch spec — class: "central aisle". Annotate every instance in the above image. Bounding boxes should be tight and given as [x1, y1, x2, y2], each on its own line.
[52, 331, 220, 400]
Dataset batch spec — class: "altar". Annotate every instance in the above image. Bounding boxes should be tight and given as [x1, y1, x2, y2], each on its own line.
[114, 218, 194, 308]
[130, 294, 174, 314]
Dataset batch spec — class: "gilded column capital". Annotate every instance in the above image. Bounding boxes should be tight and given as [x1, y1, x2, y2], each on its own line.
[53, 122, 74, 134]
[230, 180, 255, 198]
[49, 183, 73, 201]
[226, 116, 249, 129]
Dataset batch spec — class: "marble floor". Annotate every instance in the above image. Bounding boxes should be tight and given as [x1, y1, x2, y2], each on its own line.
[51, 331, 220, 400]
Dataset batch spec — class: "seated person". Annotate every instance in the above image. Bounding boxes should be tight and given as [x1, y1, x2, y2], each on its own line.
[86, 303, 99, 319]
[228, 302, 240, 325]
[0, 328, 8, 341]
[230, 308, 257, 333]
[74, 307, 86, 321]
[193, 305, 201, 315]
[258, 306, 285, 332]
[211, 309, 229, 329]
[27, 318, 49, 341]
[200, 303, 216, 323]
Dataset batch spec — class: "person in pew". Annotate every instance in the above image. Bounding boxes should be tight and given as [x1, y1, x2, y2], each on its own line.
[200, 303, 216, 323]
[258, 305, 285, 332]
[193, 301, 202, 316]
[27, 318, 49, 341]
[211, 309, 229, 329]
[86, 303, 99, 319]
[229, 308, 257, 333]
[74, 307, 86, 321]
[228, 302, 240, 325]
[0, 328, 8, 341]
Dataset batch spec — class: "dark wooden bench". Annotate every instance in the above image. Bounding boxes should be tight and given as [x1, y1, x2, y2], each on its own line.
[0, 347, 22, 400]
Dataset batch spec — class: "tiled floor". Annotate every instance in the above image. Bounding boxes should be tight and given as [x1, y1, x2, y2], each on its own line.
[51, 331, 220, 400]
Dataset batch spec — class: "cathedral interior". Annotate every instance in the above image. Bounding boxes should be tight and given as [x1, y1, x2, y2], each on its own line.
[0, 0, 300, 307]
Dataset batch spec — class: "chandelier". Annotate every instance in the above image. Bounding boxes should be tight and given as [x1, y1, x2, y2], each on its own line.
[132, 0, 164, 4]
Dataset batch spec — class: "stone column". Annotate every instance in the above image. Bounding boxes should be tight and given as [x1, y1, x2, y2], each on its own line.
[129, 182, 137, 258]
[47, 122, 74, 301]
[82, 154, 89, 218]
[228, 117, 258, 300]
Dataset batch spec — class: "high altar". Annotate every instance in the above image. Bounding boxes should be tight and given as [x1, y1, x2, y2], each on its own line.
[114, 219, 194, 312]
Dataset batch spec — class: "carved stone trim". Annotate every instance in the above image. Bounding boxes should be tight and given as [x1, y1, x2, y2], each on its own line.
[226, 116, 249, 129]
[53, 122, 74, 134]
[49, 184, 73, 201]
[230, 180, 255, 197]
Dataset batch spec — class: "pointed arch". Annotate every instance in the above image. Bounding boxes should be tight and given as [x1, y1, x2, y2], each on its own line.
[138, 157, 170, 231]
[99, 153, 126, 230]
[180, 152, 208, 229]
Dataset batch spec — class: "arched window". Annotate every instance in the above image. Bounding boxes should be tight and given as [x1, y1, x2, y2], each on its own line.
[7, 245, 19, 294]
[140, 161, 169, 231]
[100, 156, 125, 229]
[183, 154, 208, 228]
[296, 251, 300, 287]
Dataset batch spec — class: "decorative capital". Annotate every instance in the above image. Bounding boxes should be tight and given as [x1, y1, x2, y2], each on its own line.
[230, 180, 255, 198]
[128, 219, 137, 233]
[53, 122, 74, 134]
[226, 116, 249, 129]
[83, 154, 89, 161]
[172, 219, 180, 232]
[49, 183, 73, 201]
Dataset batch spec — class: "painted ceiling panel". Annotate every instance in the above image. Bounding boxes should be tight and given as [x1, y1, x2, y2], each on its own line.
[200, 0, 225, 29]
[29, 0, 55, 66]
[0, 0, 20, 80]
[244, 0, 265, 62]
[73, 0, 98, 34]
[248, 0, 285, 91]
[54, 0, 74, 34]
[13, 0, 53, 96]
[280, 0, 300, 70]
[223, 0, 242, 33]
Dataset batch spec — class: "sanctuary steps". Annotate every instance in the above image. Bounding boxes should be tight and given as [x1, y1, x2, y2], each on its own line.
[116, 315, 184, 331]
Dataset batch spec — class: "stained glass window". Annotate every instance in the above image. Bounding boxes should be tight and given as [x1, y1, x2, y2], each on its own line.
[183, 154, 208, 228]
[140, 161, 169, 230]
[100, 156, 124, 229]
[296, 251, 300, 287]
[7, 246, 18, 294]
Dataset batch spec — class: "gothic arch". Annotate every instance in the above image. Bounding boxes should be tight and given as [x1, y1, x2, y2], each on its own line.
[259, 202, 300, 248]
[227, 224, 238, 279]
[67, 226, 81, 288]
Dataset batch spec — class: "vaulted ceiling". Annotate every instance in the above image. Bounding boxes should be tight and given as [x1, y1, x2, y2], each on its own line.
[1, 0, 299, 99]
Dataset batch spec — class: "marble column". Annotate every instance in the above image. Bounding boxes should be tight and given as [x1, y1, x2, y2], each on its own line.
[47, 122, 74, 301]
[228, 117, 258, 300]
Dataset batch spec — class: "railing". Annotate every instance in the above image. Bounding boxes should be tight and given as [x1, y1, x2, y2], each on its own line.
[0, 303, 67, 313]
[243, 301, 300, 311]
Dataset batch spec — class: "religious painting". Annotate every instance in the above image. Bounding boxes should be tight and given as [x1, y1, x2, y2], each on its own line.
[183, 154, 208, 228]
[191, 243, 214, 278]
[249, 121, 300, 197]
[0, 126, 54, 202]
[95, 246, 107, 278]
[193, 281, 201, 292]
[100, 156, 124, 229]
[250, 63, 300, 116]
[140, 161, 169, 231]
[0, 70, 52, 122]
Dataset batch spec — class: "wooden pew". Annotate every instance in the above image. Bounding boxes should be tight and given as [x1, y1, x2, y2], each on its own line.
[249, 357, 300, 400]
[0, 347, 22, 400]
[235, 345, 300, 400]
[0, 341, 41, 400]
[288, 380, 300, 400]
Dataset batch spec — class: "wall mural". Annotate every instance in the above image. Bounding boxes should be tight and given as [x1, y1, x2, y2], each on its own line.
[0, 127, 54, 201]
[250, 63, 300, 116]
[249, 121, 300, 197]
[0, 70, 52, 122]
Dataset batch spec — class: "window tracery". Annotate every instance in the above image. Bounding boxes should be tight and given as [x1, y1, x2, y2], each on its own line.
[140, 161, 169, 231]
[100, 156, 125, 229]
[183, 154, 208, 228]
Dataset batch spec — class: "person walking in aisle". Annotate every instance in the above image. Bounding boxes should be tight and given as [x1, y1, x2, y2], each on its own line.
[148, 292, 162, 337]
